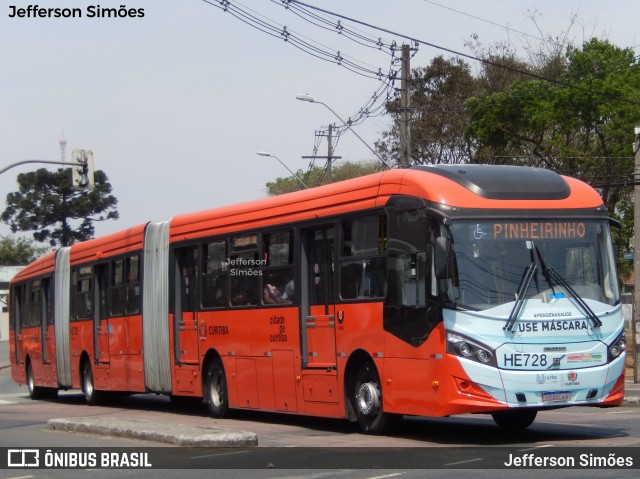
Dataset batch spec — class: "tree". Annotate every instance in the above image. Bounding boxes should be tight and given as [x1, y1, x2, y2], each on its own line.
[265, 161, 382, 196]
[376, 56, 481, 166]
[0, 235, 48, 265]
[465, 39, 640, 277]
[2, 168, 119, 247]
[375, 33, 638, 278]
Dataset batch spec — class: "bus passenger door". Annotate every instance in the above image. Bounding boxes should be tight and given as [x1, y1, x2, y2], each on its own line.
[301, 226, 337, 369]
[40, 278, 54, 365]
[11, 284, 25, 366]
[94, 265, 109, 364]
[174, 247, 199, 365]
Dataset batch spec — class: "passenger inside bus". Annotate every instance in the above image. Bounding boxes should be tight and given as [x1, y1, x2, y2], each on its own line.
[263, 280, 294, 304]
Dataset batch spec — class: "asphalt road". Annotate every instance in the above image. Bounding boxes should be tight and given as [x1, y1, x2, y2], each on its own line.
[2, 367, 640, 479]
[2, 339, 639, 478]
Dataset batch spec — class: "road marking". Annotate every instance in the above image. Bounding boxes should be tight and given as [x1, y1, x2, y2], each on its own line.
[0, 399, 17, 405]
[444, 457, 483, 466]
[190, 450, 250, 459]
[517, 445, 554, 452]
[6, 476, 35, 479]
[607, 410, 636, 414]
[366, 474, 405, 479]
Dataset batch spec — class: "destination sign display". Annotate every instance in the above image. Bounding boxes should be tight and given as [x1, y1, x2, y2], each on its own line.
[470, 222, 588, 241]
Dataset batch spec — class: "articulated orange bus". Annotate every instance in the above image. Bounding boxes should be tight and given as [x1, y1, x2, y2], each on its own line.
[9, 165, 626, 433]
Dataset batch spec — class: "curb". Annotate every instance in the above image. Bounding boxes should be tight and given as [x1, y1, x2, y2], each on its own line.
[48, 417, 258, 447]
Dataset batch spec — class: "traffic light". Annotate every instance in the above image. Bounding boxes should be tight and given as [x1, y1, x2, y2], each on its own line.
[71, 149, 94, 191]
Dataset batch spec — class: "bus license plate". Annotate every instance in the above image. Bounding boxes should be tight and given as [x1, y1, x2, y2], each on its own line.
[542, 391, 570, 403]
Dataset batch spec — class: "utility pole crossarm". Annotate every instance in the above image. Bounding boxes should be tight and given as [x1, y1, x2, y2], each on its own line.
[296, 94, 391, 169]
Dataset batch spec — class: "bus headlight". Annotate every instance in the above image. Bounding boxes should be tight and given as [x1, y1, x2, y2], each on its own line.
[608, 331, 626, 362]
[447, 332, 496, 367]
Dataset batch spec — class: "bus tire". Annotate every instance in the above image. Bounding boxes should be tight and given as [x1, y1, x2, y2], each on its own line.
[204, 359, 228, 419]
[27, 363, 59, 400]
[26, 362, 43, 400]
[352, 361, 398, 434]
[82, 361, 102, 406]
[491, 409, 537, 430]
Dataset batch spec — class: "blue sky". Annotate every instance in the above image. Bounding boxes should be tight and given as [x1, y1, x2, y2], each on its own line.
[1, 0, 638, 241]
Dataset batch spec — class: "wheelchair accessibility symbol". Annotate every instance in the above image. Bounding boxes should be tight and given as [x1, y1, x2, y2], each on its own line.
[473, 224, 488, 240]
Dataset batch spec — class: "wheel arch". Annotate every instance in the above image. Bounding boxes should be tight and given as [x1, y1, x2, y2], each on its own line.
[24, 354, 33, 386]
[201, 348, 224, 393]
[344, 348, 376, 421]
[79, 351, 91, 391]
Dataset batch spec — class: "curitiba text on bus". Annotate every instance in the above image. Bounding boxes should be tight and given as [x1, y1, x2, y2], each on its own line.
[492, 222, 586, 240]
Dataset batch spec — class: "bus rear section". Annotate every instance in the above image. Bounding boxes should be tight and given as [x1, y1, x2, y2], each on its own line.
[8, 253, 60, 400]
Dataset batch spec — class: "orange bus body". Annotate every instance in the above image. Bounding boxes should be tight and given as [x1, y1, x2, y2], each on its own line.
[9, 166, 625, 432]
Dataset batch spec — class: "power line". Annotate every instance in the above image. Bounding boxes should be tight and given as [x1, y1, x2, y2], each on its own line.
[417, 0, 548, 45]
[289, 0, 640, 107]
[201, 0, 409, 161]
[202, 0, 393, 80]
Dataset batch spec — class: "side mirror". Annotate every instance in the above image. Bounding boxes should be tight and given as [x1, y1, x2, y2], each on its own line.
[434, 236, 452, 279]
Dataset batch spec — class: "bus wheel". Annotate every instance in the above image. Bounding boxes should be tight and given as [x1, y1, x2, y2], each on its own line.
[491, 409, 537, 430]
[26, 363, 43, 400]
[82, 362, 102, 406]
[352, 362, 397, 434]
[204, 359, 228, 419]
[27, 363, 58, 400]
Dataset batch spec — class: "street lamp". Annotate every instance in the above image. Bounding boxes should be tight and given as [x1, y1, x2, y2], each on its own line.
[295, 94, 390, 169]
[256, 151, 308, 189]
[1, 154, 94, 191]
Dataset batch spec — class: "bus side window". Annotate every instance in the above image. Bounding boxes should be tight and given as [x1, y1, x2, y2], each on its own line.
[202, 240, 228, 308]
[386, 209, 430, 307]
[110, 258, 126, 316]
[340, 217, 387, 300]
[229, 234, 260, 306]
[262, 231, 294, 305]
[177, 248, 198, 312]
[126, 255, 141, 314]
[10, 284, 26, 330]
[73, 267, 93, 320]
[29, 280, 42, 327]
[107, 255, 141, 316]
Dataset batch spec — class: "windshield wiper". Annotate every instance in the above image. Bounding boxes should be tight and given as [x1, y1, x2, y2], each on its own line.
[503, 242, 602, 332]
[533, 244, 602, 328]
[544, 267, 602, 328]
[504, 262, 538, 332]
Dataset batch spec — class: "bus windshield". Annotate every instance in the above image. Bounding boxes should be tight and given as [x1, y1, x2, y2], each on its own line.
[447, 219, 620, 311]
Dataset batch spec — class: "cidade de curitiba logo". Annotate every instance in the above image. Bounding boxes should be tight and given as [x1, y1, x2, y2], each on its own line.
[5, 448, 152, 469]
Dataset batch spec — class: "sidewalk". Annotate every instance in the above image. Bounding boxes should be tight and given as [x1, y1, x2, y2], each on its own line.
[623, 378, 640, 406]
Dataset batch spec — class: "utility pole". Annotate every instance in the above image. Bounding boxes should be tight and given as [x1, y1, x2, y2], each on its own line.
[399, 43, 411, 168]
[327, 124, 333, 183]
[634, 125, 640, 383]
[302, 128, 341, 185]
